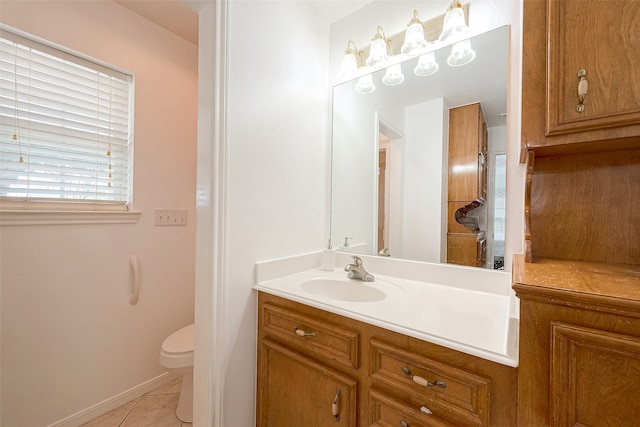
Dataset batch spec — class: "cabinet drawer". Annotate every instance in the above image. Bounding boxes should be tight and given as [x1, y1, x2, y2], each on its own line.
[370, 339, 490, 426]
[369, 389, 455, 427]
[261, 302, 359, 369]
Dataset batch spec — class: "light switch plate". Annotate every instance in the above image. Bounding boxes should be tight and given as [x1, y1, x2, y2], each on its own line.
[154, 209, 187, 226]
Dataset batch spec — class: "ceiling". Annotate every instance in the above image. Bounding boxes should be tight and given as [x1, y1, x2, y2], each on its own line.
[114, 0, 199, 45]
[114, 0, 373, 46]
[306, 0, 373, 24]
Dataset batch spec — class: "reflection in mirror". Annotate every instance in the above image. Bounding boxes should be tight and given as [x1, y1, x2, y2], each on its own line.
[330, 26, 508, 269]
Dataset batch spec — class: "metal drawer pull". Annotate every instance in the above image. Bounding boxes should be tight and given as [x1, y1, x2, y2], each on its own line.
[402, 367, 446, 388]
[576, 69, 588, 113]
[420, 406, 433, 414]
[478, 151, 486, 166]
[400, 421, 409, 427]
[293, 326, 317, 337]
[332, 388, 341, 422]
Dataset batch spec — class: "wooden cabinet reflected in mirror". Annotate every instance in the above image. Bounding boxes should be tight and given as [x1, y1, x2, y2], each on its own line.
[447, 103, 488, 267]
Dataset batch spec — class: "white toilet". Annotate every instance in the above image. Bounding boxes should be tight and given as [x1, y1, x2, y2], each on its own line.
[159, 323, 194, 422]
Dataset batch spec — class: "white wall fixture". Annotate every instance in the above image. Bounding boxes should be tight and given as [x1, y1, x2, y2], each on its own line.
[129, 255, 140, 305]
[354, 73, 375, 94]
[340, 40, 364, 77]
[366, 26, 391, 67]
[447, 38, 476, 66]
[400, 10, 428, 56]
[340, 1, 477, 94]
[439, 0, 470, 42]
[382, 63, 404, 86]
[440, 0, 475, 66]
[414, 51, 439, 76]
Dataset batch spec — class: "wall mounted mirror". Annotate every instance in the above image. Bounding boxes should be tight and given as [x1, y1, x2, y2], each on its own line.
[330, 25, 508, 269]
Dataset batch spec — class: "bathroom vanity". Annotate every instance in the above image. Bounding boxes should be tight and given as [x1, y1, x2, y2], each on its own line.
[254, 253, 519, 426]
[516, 0, 640, 425]
[513, 255, 640, 426]
[257, 292, 517, 426]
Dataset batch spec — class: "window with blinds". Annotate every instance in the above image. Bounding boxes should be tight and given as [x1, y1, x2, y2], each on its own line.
[0, 27, 133, 210]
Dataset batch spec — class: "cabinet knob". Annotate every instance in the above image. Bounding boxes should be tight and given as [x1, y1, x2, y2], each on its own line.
[401, 366, 446, 388]
[400, 421, 409, 427]
[293, 326, 317, 337]
[576, 69, 588, 113]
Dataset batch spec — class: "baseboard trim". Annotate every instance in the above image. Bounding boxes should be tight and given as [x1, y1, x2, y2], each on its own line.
[46, 372, 174, 427]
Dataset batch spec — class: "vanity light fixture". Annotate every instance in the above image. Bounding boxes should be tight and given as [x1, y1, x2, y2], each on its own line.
[414, 51, 439, 76]
[366, 26, 391, 68]
[354, 73, 376, 94]
[400, 10, 429, 56]
[382, 63, 405, 86]
[439, 0, 470, 43]
[340, 40, 365, 77]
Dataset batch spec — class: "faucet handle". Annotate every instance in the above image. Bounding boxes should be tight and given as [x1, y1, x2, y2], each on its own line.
[351, 256, 363, 266]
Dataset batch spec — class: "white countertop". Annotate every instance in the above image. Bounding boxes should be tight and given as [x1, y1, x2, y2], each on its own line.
[254, 252, 519, 367]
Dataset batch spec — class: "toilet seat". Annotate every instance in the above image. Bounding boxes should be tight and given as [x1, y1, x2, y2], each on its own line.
[159, 323, 194, 369]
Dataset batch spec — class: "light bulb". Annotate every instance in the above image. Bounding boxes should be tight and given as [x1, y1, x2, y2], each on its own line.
[340, 41, 362, 77]
[414, 51, 439, 76]
[366, 38, 389, 67]
[447, 39, 476, 66]
[366, 27, 390, 68]
[340, 52, 358, 77]
[401, 11, 428, 56]
[439, 3, 469, 43]
[354, 74, 375, 94]
[382, 64, 405, 86]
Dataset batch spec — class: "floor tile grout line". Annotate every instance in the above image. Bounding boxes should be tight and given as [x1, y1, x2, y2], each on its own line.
[82, 378, 185, 426]
[117, 396, 141, 427]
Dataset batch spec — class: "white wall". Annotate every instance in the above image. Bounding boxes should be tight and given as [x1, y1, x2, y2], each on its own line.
[194, 0, 522, 425]
[0, 2, 197, 426]
[402, 98, 448, 262]
[216, 1, 330, 425]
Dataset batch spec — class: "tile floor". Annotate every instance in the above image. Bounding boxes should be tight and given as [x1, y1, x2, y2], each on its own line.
[81, 377, 191, 427]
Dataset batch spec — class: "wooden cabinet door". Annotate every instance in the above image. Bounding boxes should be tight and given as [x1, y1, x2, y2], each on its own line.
[547, 0, 640, 135]
[522, 0, 640, 157]
[446, 234, 478, 267]
[448, 103, 485, 202]
[257, 339, 357, 427]
[550, 322, 640, 426]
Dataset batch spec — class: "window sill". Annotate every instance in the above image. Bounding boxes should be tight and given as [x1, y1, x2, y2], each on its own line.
[0, 209, 142, 226]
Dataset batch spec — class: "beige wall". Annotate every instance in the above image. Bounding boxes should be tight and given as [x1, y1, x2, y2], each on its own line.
[0, 1, 198, 425]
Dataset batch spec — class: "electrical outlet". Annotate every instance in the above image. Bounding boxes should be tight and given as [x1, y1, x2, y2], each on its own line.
[154, 209, 187, 226]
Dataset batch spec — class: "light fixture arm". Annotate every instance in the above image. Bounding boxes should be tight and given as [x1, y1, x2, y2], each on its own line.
[371, 26, 392, 50]
[407, 10, 423, 27]
[345, 40, 358, 54]
[446, 0, 461, 12]
[372, 25, 386, 41]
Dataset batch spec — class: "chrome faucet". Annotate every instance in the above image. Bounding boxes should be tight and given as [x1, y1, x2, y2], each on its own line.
[344, 256, 374, 282]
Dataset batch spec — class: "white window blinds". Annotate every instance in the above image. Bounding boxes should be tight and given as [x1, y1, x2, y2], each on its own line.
[0, 28, 133, 209]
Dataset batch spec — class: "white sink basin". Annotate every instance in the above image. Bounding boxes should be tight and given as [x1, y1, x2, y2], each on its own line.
[300, 278, 402, 302]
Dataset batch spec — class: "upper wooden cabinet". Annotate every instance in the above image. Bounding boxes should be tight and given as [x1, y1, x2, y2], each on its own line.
[448, 103, 488, 202]
[447, 103, 488, 267]
[522, 0, 640, 159]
